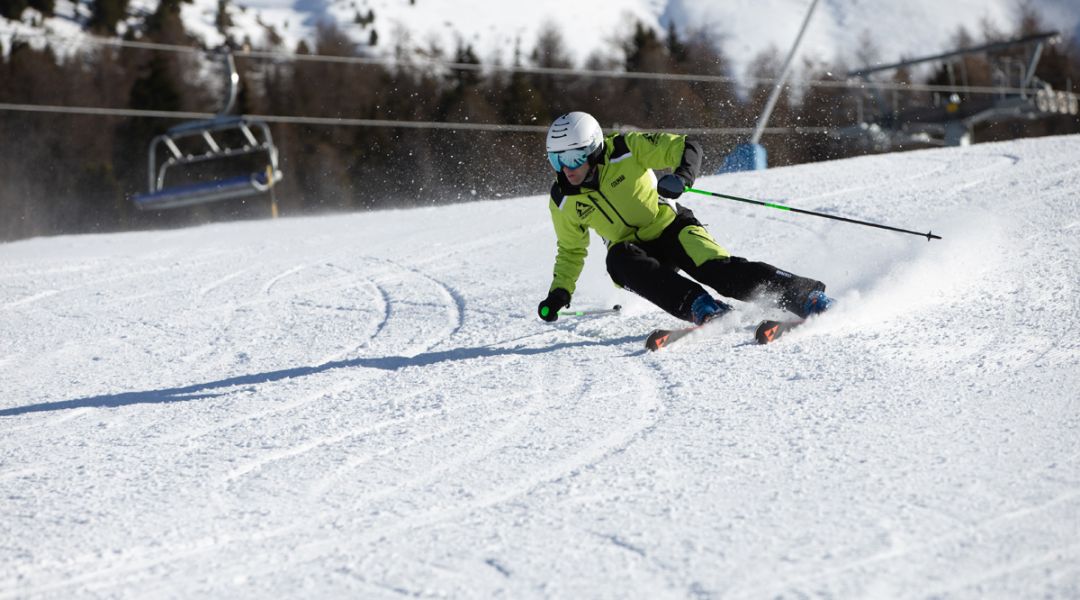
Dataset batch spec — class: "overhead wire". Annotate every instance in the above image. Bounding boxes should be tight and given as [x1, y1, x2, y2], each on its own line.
[0, 100, 833, 135]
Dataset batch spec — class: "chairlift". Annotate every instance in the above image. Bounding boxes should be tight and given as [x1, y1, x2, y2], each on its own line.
[132, 50, 283, 211]
[838, 31, 1072, 149]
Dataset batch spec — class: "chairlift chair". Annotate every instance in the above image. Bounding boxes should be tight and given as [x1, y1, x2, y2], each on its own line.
[132, 50, 283, 211]
[838, 31, 1068, 149]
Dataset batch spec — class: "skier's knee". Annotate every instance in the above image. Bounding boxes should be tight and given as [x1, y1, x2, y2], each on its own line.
[677, 226, 730, 267]
[605, 242, 638, 284]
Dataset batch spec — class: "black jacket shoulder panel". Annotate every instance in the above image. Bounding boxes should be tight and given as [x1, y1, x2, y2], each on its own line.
[610, 134, 631, 161]
[675, 138, 703, 186]
[550, 180, 567, 209]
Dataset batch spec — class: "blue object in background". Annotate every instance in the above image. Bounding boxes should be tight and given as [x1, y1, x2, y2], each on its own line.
[718, 142, 768, 173]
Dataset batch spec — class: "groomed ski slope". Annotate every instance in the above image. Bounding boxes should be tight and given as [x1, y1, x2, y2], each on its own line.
[2, 135, 1079, 598]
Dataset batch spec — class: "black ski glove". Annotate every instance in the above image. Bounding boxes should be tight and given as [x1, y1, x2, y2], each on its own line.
[537, 288, 571, 322]
[657, 174, 688, 199]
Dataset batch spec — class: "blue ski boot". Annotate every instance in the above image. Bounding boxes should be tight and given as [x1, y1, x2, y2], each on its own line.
[799, 289, 834, 318]
[691, 293, 732, 325]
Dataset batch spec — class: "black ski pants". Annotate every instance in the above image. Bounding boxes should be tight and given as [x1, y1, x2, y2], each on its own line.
[605, 204, 824, 322]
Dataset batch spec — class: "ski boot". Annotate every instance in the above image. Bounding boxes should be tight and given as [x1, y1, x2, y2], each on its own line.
[800, 289, 834, 317]
[691, 293, 732, 325]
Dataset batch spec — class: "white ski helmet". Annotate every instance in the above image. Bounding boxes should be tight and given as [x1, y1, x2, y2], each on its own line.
[545, 111, 604, 171]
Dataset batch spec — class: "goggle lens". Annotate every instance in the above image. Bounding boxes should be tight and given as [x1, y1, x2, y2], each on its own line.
[547, 147, 591, 172]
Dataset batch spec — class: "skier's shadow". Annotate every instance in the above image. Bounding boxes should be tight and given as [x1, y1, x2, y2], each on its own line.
[0, 335, 641, 417]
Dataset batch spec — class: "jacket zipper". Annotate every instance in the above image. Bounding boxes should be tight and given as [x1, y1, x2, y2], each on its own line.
[593, 190, 639, 241]
[587, 195, 615, 224]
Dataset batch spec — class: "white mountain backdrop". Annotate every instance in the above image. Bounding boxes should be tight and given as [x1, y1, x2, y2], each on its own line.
[3, 0, 1080, 83]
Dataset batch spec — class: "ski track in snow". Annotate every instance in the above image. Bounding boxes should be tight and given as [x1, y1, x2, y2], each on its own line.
[2, 136, 1080, 598]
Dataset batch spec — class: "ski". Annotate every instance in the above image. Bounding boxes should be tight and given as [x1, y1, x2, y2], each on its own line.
[646, 317, 808, 350]
[754, 319, 805, 344]
[644, 324, 702, 351]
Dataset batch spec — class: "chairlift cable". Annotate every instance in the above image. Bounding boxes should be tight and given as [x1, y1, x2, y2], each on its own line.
[0, 101, 835, 135]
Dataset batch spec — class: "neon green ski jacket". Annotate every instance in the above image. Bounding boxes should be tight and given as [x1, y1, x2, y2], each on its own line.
[547, 131, 701, 295]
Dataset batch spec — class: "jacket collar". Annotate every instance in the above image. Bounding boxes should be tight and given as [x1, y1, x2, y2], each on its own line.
[553, 135, 610, 194]
[555, 154, 605, 194]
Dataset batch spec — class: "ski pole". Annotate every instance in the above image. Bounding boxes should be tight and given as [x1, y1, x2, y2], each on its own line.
[559, 304, 622, 317]
[685, 187, 942, 241]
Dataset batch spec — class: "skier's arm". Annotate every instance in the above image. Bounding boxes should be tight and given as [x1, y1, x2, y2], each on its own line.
[673, 138, 702, 188]
[624, 131, 702, 187]
[625, 131, 702, 199]
[548, 193, 589, 296]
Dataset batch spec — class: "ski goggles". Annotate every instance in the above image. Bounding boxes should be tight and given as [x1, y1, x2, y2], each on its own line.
[546, 147, 592, 172]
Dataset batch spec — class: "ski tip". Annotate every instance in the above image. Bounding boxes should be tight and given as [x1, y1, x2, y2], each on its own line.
[645, 329, 670, 352]
[754, 320, 782, 344]
[754, 319, 806, 344]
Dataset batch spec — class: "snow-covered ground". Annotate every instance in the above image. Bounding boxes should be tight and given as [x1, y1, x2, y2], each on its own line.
[2, 135, 1079, 598]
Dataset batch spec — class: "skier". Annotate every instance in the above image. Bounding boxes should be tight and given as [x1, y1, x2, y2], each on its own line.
[536, 111, 834, 326]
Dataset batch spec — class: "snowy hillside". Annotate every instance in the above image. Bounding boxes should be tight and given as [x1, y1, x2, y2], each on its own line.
[4, 0, 1080, 83]
[2, 135, 1080, 597]
[196, 0, 1080, 80]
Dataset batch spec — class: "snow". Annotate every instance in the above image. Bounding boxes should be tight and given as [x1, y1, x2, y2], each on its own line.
[668, 0, 1080, 78]
[2, 134, 1079, 596]
[5, 0, 1080, 86]
[221, 0, 664, 64]
[214, 0, 1080, 85]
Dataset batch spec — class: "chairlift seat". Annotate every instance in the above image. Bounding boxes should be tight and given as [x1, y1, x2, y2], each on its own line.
[131, 49, 284, 212]
[132, 115, 282, 211]
[133, 169, 282, 211]
[166, 115, 248, 136]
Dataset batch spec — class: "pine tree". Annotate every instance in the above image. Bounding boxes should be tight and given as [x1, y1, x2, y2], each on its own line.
[0, 0, 29, 19]
[529, 23, 574, 116]
[28, 0, 53, 16]
[665, 21, 687, 64]
[129, 55, 182, 112]
[500, 43, 545, 125]
[112, 53, 183, 206]
[215, 0, 233, 36]
[88, 0, 129, 34]
[620, 22, 681, 125]
[624, 22, 668, 73]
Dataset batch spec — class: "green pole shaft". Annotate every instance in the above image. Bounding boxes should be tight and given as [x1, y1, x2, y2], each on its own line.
[558, 305, 622, 317]
[685, 187, 942, 241]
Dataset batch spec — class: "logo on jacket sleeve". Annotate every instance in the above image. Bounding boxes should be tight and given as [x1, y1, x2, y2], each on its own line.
[575, 201, 595, 219]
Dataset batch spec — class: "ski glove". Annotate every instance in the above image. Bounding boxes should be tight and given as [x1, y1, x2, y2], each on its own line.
[657, 174, 688, 199]
[537, 288, 571, 322]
